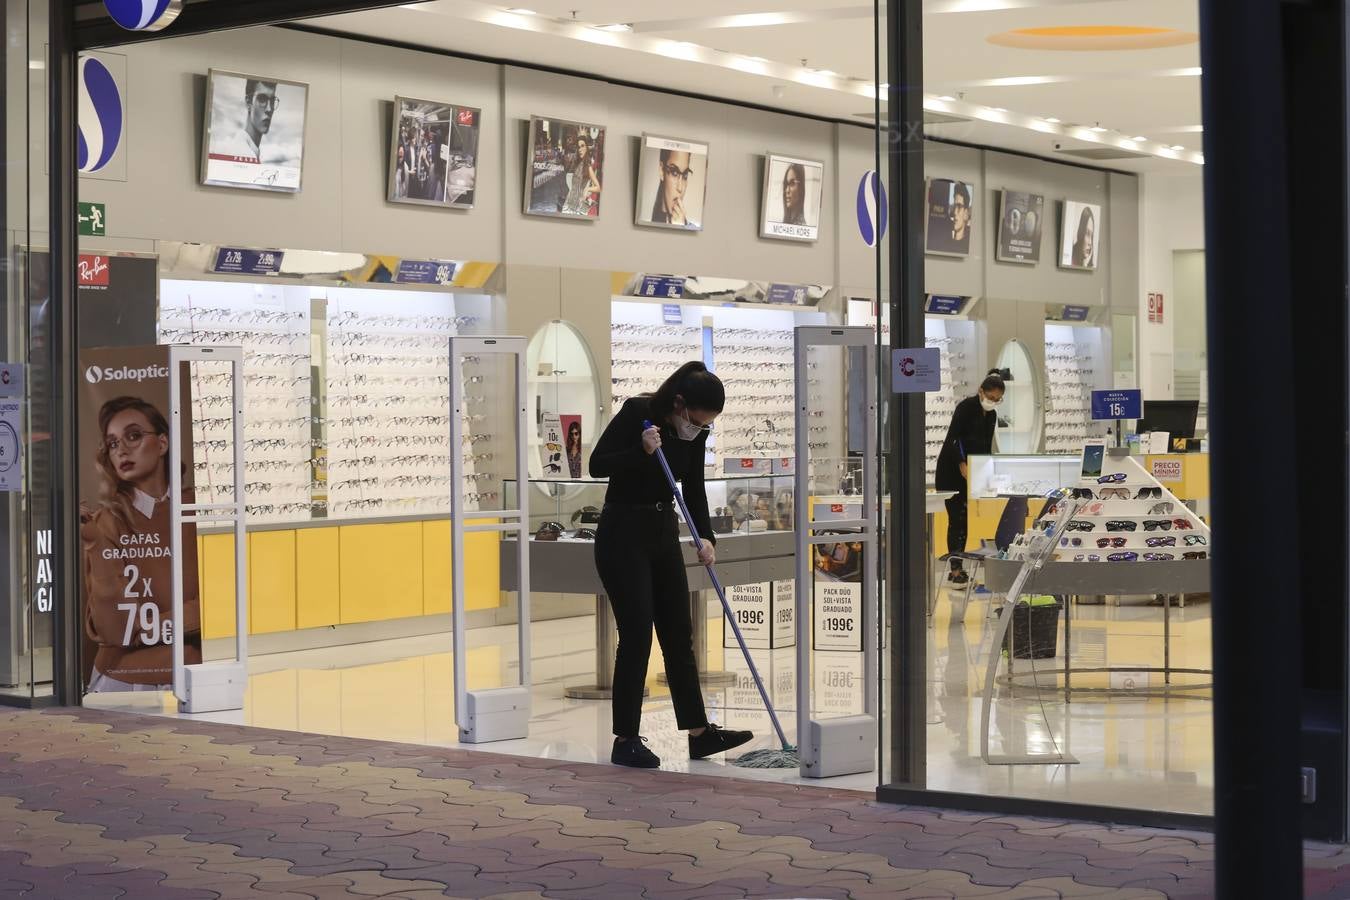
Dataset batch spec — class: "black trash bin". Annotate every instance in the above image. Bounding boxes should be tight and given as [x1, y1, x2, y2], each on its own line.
[998, 597, 1063, 659]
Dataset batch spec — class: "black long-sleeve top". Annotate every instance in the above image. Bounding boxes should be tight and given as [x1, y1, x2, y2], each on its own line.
[589, 396, 716, 545]
[934, 395, 997, 492]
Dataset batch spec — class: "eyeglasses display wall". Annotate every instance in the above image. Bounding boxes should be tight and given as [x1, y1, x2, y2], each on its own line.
[161, 282, 316, 524]
[1043, 323, 1108, 455]
[159, 279, 502, 525]
[924, 317, 981, 483]
[609, 299, 834, 475]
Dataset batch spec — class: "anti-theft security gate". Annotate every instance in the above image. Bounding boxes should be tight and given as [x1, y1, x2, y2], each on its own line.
[449, 336, 531, 743]
[794, 326, 879, 778]
[168, 344, 248, 714]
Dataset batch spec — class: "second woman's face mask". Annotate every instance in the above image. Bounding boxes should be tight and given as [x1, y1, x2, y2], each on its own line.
[675, 409, 707, 441]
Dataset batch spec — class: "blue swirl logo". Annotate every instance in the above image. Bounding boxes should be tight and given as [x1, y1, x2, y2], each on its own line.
[103, 0, 182, 32]
[856, 170, 889, 248]
[77, 56, 122, 174]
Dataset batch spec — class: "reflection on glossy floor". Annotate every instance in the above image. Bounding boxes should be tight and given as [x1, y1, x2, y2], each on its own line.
[88, 589, 1213, 813]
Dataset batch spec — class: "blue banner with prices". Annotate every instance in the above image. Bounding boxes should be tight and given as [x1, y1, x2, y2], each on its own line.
[395, 259, 457, 285]
[638, 275, 686, 299]
[213, 247, 284, 276]
[1091, 389, 1142, 421]
[925, 295, 965, 315]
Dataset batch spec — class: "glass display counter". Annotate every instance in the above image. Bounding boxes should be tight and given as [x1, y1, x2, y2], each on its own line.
[966, 453, 1080, 499]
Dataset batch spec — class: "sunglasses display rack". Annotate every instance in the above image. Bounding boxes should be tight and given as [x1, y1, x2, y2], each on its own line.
[1043, 325, 1108, 455]
[324, 288, 498, 517]
[160, 282, 315, 524]
[1013, 461, 1211, 565]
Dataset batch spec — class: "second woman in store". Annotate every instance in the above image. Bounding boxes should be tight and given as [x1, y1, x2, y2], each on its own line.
[935, 370, 1005, 585]
[590, 361, 753, 768]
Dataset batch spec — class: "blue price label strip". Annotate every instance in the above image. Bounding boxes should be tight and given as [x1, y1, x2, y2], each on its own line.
[1090, 389, 1142, 421]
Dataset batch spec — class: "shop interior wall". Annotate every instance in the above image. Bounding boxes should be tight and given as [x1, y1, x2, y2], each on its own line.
[1138, 172, 1206, 402]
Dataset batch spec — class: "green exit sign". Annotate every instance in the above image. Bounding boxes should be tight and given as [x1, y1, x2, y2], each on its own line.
[78, 202, 106, 236]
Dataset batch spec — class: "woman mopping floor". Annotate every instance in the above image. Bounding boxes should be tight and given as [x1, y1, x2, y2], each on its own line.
[590, 361, 754, 768]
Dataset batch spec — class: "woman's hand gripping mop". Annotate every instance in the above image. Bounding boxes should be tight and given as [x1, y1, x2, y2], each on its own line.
[645, 421, 798, 768]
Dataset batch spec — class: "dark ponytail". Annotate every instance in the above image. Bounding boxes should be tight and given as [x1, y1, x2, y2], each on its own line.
[648, 361, 725, 420]
[980, 368, 1006, 393]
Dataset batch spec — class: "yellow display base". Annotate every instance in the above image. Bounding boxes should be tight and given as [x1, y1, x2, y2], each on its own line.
[199, 519, 502, 640]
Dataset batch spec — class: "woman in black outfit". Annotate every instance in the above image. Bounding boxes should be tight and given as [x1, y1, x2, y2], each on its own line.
[590, 362, 754, 768]
[934, 371, 1005, 584]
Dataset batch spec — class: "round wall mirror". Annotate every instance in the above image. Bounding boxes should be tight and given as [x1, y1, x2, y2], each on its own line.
[993, 339, 1043, 453]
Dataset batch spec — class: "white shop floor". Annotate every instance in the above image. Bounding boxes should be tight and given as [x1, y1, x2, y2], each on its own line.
[86, 586, 1214, 814]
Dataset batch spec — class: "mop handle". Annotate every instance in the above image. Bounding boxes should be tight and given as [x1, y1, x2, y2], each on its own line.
[644, 421, 791, 749]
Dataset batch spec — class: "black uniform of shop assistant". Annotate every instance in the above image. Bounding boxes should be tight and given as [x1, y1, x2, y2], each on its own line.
[590, 396, 715, 741]
[935, 394, 997, 573]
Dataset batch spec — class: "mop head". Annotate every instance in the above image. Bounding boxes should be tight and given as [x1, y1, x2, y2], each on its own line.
[732, 744, 799, 769]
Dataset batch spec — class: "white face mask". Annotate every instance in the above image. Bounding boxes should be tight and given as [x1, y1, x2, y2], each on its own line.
[675, 409, 707, 441]
[979, 394, 1000, 412]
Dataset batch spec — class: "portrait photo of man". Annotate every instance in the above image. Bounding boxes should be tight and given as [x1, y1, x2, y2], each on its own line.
[636, 134, 709, 231]
[202, 69, 308, 193]
[925, 178, 975, 256]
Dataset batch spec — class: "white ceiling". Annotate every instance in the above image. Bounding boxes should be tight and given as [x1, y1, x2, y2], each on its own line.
[314, 0, 1202, 173]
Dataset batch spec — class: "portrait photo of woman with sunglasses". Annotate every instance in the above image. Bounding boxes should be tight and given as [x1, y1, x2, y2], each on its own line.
[635, 134, 709, 232]
[80, 396, 201, 692]
[589, 361, 752, 770]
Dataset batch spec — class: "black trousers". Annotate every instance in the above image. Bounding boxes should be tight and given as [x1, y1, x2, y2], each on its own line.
[945, 489, 969, 569]
[594, 504, 708, 738]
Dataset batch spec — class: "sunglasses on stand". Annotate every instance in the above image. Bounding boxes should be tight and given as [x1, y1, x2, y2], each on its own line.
[1172, 518, 1195, 530]
[1148, 502, 1176, 515]
[1096, 473, 1127, 484]
[1097, 536, 1127, 548]
[1142, 520, 1172, 531]
[1184, 535, 1208, 546]
[1183, 551, 1208, 560]
[1065, 520, 1096, 532]
[1106, 520, 1138, 532]
[534, 521, 565, 541]
[1135, 487, 1164, 500]
[1146, 536, 1177, 547]
[1107, 551, 1139, 562]
[1060, 537, 1083, 547]
[1143, 552, 1176, 561]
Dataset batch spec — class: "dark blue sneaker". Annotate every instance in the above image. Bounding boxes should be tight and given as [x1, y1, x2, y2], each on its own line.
[611, 737, 660, 768]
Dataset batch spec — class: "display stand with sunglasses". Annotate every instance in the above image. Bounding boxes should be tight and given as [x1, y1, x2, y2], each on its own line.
[984, 453, 1212, 701]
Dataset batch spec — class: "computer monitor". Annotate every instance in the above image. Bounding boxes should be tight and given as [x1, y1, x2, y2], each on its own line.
[1137, 400, 1199, 440]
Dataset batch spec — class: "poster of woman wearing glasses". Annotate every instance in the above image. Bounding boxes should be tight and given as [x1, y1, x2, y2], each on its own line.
[79, 346, 201, 692]
[635, 134, 709, 231]
[201, 69, 309, 192]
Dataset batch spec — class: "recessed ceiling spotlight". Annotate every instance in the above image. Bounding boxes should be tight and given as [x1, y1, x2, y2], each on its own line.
[990, 106, 1007, 112]
[1130, 135, 1148, 142]
[596, 23, 632, 32]
[1044, 116, 1061, 123]
[1170, 144, 1185, 150]
[937, 95, 956, 102]
[746, 55, 769, 62]
[1089, 123, 1108, 132]
[504, 7, 537, 14]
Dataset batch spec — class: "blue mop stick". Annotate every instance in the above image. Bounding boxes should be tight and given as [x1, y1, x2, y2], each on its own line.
[644, 421, 792, 751]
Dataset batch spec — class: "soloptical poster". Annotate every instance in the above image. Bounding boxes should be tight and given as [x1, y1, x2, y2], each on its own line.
[78, 345, 201, 691]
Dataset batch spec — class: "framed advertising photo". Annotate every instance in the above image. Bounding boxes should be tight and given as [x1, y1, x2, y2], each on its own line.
[387, 96, 482, 209]
[635, 134, 709, 232]
[200, 69, 309, 193]
[523, 116, 606, 219]
[995, 189, 1045, 264]
[924, 177, 974, 257]
[760, 153, 824, 242]
[1059, 200, 1103, 270]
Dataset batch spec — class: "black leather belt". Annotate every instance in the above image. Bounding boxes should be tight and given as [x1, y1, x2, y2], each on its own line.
[603, 501, 670, 513]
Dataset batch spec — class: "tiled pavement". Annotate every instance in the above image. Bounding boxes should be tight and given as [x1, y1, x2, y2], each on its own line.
[0, 709, 1344, 899]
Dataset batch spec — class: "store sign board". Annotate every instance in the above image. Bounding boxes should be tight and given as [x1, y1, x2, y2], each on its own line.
[212, 247, 284, 276]
[724, 580, 795, 650]
[78, 202, 108, 236]
[0, 364, 24, 493]
[661, 304, 682, 325]
[891, 347, 941, 393]
[103, 0, 182, 32]
[925, 294, 965, 316]
[813, 652, 866, 716]
[1062, 305, 1090, 322]
[638, 275, 686, 298]
[77, 52, 128, 181]
[813, 581, 862, 651]
[856, 170, 888, 248]
[395, 259, 456, 285]
[1150, 457, 1184, 483]
[1147, 291, 1165, 323]
[1091, 389, 1142, 421]
[78, 255, 111, 288]
[538, 413, 564, 478]
[765, 283, 808, 305]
